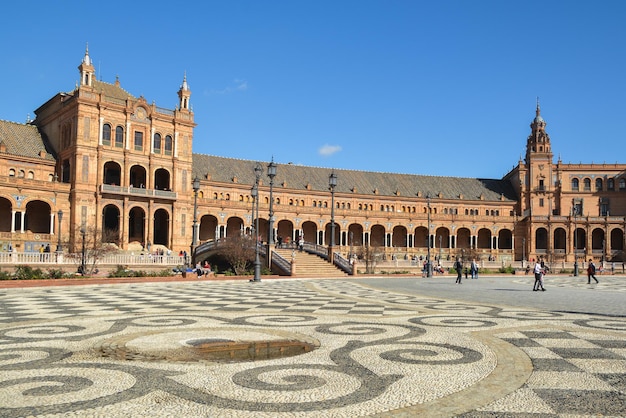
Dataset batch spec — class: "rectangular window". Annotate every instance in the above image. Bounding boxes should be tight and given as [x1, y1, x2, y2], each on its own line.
[181, 214, 186, 237]
[83, 117, 90, 139]
[539, 198, 544, 207]
[82, 155, 89, 183]
[182, 170, 187, 192]
[538, 179, 545, 191]
[134, 131, 143, 151]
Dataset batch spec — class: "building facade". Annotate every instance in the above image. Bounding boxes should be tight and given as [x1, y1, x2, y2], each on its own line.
[0, 49, 624, 266]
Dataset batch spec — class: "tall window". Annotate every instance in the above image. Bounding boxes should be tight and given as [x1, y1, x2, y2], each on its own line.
[595, 178, 603, 191]
[134, 131, 143, 151]
[583, 178, 591, 191]
[164, 135, 173, 155]
[608, 178, 615, 190]
[102, 123, 111, 145]
[115, 126, 124, 148]
[620, 178, 626, 191]
[571, 178, 579, 191]
[153, 133, 162, 153]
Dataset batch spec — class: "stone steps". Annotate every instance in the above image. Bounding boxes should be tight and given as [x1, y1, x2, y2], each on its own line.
[273, 249, 347, 277]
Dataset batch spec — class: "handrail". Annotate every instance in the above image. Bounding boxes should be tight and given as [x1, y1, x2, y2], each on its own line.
[333, 253, 353, 274]
[271, 251, 291, 275]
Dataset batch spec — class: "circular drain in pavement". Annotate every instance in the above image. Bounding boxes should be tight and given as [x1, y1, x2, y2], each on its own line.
[97, 329, 319, 363]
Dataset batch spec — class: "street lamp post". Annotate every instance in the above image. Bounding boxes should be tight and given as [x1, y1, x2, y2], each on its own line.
[328, 172, 337, 263]
[79, 226, 86, 275]
[573, 202, 579, 276]
[426, 194, 432, 277]
[252, 163, 263, 282]
[190, 176, 200, 266]
[56, 210, 63, 252]
[438, 235, 442, 265]
[522, 237, 526, 268]
[267, 160, 277, 246]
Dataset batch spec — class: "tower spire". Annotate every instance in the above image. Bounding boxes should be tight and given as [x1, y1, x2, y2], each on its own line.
[78, 43, 95, 87]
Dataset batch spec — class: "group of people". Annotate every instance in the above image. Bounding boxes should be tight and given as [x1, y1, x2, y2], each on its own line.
[195, 260, 212, 278]
[532, 257, 600, 291]
[453, 258, 479, 284]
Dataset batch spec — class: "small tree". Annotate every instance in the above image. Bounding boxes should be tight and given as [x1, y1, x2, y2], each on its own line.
[356, 245, 384, 274]
[66, 224, 119, 275]
[215, 234, 256, 275]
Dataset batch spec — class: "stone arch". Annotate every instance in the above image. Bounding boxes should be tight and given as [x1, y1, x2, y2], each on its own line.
[535, 227, 548, 251]
[199, 214, 218, 241]
[392, 225, 407, 247]
[370, 224, 385, 247]
[0, 197, 12, 233]
[154, 168, 171, 190]
[129, 164, 147, 188]
[25, 200, 51, 234]
[553, 227, 566, 251]
[128, 206, 146, 245]
[153, 208, 170, 246]
[102, 204, 120, 244]
[226, 216, 245, 237]
[103, 161, 121, 185]
[302, 221, 318, 244]
[278, 220, 294, 244]
[477, 228, 491, 249]
[457, 227, 471, 249]
[348, 223, 364, 247]
[414, 226, 428, 249]
[499, 229, 513, 249]
[591, 228, 605, 251]
[435, 227, 450, 248]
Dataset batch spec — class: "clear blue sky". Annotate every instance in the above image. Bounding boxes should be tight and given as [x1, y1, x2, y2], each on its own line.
[2, 1, 625, 179]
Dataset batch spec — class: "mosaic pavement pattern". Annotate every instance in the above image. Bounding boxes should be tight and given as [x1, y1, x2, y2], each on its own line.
[0, 279, 624, 417]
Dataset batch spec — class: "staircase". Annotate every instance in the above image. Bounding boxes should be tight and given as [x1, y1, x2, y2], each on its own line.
[272, 249, 348, 277]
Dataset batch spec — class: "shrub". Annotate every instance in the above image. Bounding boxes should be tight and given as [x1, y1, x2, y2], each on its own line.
[0, 270, 13, 280]
[14, 266, 46, 280]
[46, 269, 67, 279]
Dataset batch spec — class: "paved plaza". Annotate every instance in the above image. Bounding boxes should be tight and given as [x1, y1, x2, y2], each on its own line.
[0, 275, 625, 417]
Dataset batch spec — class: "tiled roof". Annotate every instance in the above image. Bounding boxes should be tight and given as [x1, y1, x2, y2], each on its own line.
[192, 154, 517, 202]
[0, 120, 56, 161]
[91, 80, 135, 101]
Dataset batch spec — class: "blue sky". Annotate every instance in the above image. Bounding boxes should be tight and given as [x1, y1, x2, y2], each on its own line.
[2, 1, 625, 179]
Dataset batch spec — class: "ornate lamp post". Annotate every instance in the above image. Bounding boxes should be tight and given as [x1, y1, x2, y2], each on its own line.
[190, 176, 200, 266]
[267, 160, 277, 246]
[328, 172, 337, 263]
[56, 210, 63, 252]
[252, 163, 263, 282]
[426, 194, 432, 277]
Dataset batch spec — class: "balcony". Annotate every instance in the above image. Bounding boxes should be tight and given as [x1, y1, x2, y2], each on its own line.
[100, 184, 177, 200]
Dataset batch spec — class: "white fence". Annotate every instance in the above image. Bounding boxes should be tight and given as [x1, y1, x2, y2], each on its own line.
[0, 252, 187, 267]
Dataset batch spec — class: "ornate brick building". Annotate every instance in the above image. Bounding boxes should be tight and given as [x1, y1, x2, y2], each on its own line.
[0, 48, 624, 267]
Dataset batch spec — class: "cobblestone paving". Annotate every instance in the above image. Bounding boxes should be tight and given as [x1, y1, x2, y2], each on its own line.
[0, 278, 625, 417]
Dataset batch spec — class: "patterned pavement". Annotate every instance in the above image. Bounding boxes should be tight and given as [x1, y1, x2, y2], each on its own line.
[0, 277, 625, 417]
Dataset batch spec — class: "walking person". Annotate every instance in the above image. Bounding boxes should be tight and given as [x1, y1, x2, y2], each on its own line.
[587, 258, 599, 284]
[454, 258, 463, 284]
[533, 259, 546, 291]
[470, 259, 478, 279]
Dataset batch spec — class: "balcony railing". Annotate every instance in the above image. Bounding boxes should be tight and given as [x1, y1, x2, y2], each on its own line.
[100, 184, 177, 200]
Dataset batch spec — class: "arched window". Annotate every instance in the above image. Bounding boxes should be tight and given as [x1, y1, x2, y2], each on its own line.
[153, 133, 162, 153]
[102, 123, 111, 145]
[620, 178, 626, 191]
[571, 178, 579, 191]
[608, 178, 615, 190]
[164, 135, 173, 155]
[115, 126, 124, 148]
[595, 178, 603, 191]
[27, 171, 34, 179]
[8, 168, 15, 177]
[18, 170, 25, 178]
[583, 178, 591, 191]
